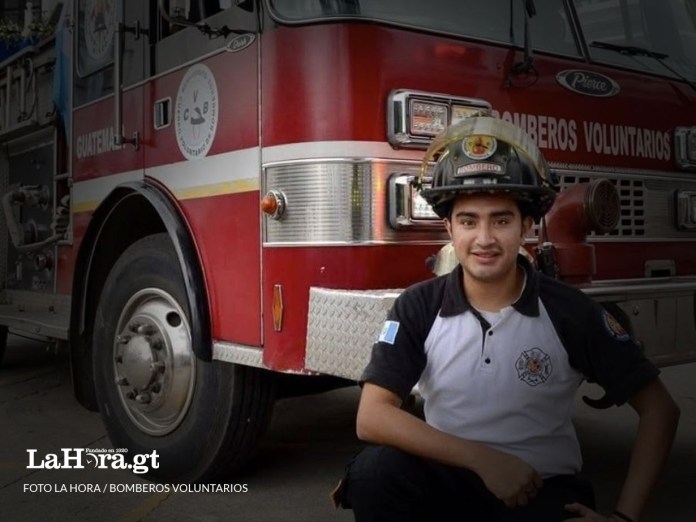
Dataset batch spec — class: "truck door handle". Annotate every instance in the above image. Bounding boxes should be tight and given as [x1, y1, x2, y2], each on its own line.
[113, 21, 139, 150]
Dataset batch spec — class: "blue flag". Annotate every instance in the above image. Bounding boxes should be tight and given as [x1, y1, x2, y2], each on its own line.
[52, 0, 72, 135]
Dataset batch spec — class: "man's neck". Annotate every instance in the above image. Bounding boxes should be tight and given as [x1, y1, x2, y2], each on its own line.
[464, 266, 526, 313]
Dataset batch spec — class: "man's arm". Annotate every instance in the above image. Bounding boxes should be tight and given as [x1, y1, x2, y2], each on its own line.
[614, 377, 680, 520]
[356, 382, 543, 508]
[566, 377, 680, 521]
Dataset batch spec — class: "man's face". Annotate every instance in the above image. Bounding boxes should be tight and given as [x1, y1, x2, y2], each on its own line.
[444, 193, 533, 285]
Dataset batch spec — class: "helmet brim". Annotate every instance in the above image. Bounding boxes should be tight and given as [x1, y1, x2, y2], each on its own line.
[421, 184, 556, 220]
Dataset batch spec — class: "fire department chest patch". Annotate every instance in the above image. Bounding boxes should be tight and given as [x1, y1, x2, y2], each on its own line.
[515, 348, 552, 387]
[175, 64, 219, 160]
[602, 310, 630, 341]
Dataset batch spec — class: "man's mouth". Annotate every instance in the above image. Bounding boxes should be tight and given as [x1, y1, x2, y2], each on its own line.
[471, 250, 500, 257]
[471, 251, 500, 266]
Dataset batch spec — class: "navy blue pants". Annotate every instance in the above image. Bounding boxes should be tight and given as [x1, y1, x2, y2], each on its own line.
[337, 446, 595, 522]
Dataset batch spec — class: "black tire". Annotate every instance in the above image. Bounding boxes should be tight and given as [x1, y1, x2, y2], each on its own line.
[92, 234, 276, 482]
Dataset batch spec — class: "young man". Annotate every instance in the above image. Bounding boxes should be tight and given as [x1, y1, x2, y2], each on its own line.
[336, 118, 680, 522]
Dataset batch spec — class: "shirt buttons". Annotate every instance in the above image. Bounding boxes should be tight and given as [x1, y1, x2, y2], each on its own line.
[488, 331, 493, 336]
[484, 357, 491, 364]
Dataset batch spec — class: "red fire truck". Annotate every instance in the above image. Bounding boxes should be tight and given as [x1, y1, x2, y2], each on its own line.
[1, 0, 695, 482]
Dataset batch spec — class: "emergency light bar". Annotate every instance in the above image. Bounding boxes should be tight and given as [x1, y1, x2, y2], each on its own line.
[412, 188, 439, 220]
[410, 100, 448, 137]
[388, 174, 441, 228]
[675, 127, 696, 170]
[388, 90, 491, 149]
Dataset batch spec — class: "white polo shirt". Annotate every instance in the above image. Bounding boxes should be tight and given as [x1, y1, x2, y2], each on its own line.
[362, 256, 658, 478]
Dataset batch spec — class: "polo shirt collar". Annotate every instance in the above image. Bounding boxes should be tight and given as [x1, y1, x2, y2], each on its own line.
[440, 254, 540, 318]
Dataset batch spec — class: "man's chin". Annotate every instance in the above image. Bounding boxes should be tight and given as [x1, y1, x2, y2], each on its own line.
[465, 267, 503, 283]
[468, 257, 501, 271]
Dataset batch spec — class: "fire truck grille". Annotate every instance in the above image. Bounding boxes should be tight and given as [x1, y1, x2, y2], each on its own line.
[557, 175, 645, 237]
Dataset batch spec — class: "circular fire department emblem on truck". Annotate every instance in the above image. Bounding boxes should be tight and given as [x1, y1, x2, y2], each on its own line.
[175, 64, 219, 160]
[85, 0, 116, 60]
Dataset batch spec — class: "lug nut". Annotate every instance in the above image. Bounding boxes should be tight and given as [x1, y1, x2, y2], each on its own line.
[128, 321, 143, 333]
[135, 392, 151, 404]
[137, 324, 156, 336]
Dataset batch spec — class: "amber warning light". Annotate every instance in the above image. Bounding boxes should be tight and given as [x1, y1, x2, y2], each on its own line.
[260, 190, 286, 220]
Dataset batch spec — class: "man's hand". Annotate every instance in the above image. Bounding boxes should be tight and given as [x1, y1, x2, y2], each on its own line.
[474, 447, 543, 508]
[563, 502, 622, 521]
[357, 383, 541, 508]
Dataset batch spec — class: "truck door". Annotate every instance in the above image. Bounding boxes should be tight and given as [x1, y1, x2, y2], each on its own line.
[145, 2, 261, 346]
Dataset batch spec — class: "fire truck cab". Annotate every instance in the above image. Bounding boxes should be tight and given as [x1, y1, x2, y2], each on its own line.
[1, 0, 695, 482]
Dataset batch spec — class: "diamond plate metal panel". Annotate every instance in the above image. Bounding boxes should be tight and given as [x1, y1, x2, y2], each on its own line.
[305, 287, 401, 381]
[213, 342, 265, 368]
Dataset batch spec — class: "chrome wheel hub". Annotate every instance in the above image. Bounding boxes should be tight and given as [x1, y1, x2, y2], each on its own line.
[112, 288, 195, 436]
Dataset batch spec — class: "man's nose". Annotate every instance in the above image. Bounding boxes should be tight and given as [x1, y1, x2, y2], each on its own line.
[475, 223, 495, 246]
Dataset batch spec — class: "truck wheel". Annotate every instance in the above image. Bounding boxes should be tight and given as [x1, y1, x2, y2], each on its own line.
[92, 234, 275, 482]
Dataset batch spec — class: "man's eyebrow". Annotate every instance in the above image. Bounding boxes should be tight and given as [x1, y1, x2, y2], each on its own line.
[453, 209, 515, 218]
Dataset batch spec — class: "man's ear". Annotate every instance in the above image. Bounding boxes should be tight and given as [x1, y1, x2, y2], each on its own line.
[444, 218, 453, 239]
[521, 216, 534, 239]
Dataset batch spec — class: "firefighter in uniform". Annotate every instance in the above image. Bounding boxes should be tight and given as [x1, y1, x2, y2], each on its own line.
[335, 117, 680, 522]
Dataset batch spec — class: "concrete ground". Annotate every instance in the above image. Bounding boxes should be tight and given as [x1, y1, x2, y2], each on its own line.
[0, 334, 694, 521]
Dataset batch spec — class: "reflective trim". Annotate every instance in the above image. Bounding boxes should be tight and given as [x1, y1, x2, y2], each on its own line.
[73, 170, 142, 212]
[262, 140, 424, 164]
[146, 147, 261, 198]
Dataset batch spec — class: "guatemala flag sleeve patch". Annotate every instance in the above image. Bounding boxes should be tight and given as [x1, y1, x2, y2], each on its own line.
[378, 321, 400, 345]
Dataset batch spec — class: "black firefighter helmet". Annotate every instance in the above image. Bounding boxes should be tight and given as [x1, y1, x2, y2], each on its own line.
[419, 116, 557, 221]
